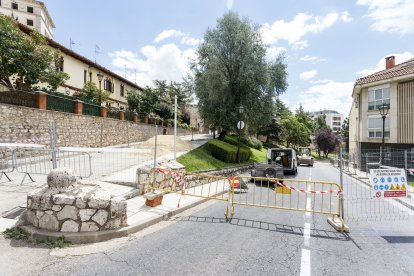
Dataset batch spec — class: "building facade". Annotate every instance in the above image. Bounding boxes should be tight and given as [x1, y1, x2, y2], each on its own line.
[0, 0, 54, 38]
[308, 110, 343, 133]
[349, 56, 414, 159]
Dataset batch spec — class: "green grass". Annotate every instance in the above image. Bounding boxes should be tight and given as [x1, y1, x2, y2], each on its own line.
[177, 142, 267, 172]
[311, 152, 336, 160]
[2, 227, 71, 248]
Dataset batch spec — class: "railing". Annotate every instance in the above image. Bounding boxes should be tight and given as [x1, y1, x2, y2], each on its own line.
[83, 101, 101, 117]
[0, 90, 37, 108]
[125, 110, 134, 121]
[107, 106, 120, 119]
[46, 93, 75, 113]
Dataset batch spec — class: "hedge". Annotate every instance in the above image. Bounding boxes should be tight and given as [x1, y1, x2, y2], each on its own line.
[224, 135, 263, 150]
[206, 140, 251, 163]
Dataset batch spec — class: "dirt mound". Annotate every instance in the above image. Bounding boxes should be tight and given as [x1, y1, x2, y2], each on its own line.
[135, 135, 194, 156]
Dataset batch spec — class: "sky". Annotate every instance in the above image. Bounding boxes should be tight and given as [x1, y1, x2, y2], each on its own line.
[43, 0, 414, 116]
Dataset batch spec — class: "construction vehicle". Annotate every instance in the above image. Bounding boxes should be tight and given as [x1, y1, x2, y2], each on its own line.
[297, 147, 314, 166]
[251, 148, 298, 178]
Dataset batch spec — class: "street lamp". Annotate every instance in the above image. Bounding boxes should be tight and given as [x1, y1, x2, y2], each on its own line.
[97, 72, 104, 104]
[236, 105, 245, 163]
[378, 103, 390, 165]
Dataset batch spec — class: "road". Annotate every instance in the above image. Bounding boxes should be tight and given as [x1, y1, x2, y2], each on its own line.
[2, 161, 414, 276]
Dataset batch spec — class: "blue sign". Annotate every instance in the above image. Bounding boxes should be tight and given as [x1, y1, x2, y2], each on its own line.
[385, 185, 389, 190]
[379, 185, 384, 190]
[380, 177, 385, 183]
[373, 177, 378, 183]
[387, 177, 392, 183]
[401, 177, 406, 182]
[394, 177, 399, 182]
[374, 185, 379, 190]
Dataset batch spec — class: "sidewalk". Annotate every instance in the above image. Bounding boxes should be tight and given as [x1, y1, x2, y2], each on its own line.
[0, 133, 213, 233]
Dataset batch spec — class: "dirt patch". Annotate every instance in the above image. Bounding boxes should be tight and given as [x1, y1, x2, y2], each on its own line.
[134, 135, 194, 157]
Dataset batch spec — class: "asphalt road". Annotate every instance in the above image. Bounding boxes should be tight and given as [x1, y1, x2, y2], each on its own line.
[5, 161, 414, 276]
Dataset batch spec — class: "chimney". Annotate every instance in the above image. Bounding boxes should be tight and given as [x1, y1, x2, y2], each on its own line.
[385, 56, 395, 69]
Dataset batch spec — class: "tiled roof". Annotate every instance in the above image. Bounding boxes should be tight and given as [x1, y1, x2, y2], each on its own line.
[355, 58, 414, 85]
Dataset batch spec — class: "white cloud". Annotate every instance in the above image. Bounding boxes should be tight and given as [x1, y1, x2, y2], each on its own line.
[260, 11, 351, 46]
[357, 0, 414, 35]
[298, 80, 354, 115]
[227, 0, 234, 10]
[357, 51, 414, 76]
[266, 46, 286, 60]
[154, 29, 201, 46]
[299, 70, 318, 81]
[109, 44, 196, 87]
[300, 55, 327, 63]
[340, 11, 353, 22]
[291, 40, 309, 50]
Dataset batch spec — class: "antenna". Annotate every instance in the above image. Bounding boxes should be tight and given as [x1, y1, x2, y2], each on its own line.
[124, 64, 127, 78]
[69, 38, 80, 50]
[94, 45, 103, 63]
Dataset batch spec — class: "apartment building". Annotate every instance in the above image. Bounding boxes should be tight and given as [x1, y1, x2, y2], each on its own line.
[308, 110, 343, 133]
[349, 56, 414, 157]
[0, 0, 54, 38]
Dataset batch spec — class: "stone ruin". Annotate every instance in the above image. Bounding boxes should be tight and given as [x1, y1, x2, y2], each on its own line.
[26, 168, 127, 232]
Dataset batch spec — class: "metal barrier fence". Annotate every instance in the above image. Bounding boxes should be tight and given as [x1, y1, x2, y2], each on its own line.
[0, 90, 37, 108]
[152, 169, 346, 231]
[0, 147, 15, 182]
[335, 148, 414, 222]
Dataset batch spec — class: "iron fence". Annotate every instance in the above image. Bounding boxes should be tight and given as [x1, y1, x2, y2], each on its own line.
[46, 93, 75, 113]
[125, 110, 134, 121]
[0, 90, 37, 108]
[83, 101, 101, 117]
[107, 106, 120, 120]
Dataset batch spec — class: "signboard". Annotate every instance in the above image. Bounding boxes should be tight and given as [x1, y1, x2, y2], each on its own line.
[369, 168, 407, 198]
[237, 121, 245, 130]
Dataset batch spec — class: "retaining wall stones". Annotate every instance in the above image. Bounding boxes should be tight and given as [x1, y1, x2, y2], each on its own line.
[0, 103, 192, 147]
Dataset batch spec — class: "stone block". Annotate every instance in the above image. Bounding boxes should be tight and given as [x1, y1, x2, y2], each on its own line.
[53, 194, 75, 205]
[61, 220, 79, 232]
[81, 222, 99, 232]
[38, 213, 59, 231]
[79, 209, 96, 221]
[45, 210, 53, 215]
[88, 192, 111, 209]
[110, 197, 127, 218]
[47, 167, 77, 192]
[92, 210, 108, 226]
[57, 205, 78, 220]
[36, 210, 44, 219]
[75, 198, 87, 209]
[52, 205, 62, 212]
[27, 210, 39, 227]
[103, 218, 121, 230]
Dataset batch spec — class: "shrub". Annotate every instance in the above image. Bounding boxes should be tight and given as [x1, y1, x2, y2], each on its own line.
[206, 140, 251, 163]
[240, 136, 263, 150]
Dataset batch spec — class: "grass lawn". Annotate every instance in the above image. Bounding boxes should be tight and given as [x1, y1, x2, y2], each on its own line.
[311, 152, 336, 160]
[177, 143, 267, 172]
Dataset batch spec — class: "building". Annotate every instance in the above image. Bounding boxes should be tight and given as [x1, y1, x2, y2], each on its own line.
[15, 23, 142, 108]
[0, 0, 54, 38]
[308, 110, 343, 133]
[349, 56, 414, 158]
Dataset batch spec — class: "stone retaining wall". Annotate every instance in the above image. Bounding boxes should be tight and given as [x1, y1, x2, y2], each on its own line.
[0, 103, 192, 147]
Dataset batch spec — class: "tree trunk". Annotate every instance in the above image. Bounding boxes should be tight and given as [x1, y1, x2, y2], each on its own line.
[218, 129, 227, 140]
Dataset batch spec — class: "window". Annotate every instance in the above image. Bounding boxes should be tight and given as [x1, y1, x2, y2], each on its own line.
[368, 116, 390, 138]
[89, 72, 92, 82]
[368, 87, 390, 110]
[27, 6, 33, 13]
[104, 79, 113, 92]
[27, 19, 33, 26]
[84, 70, 87, 84]
[120, 84, 125, 97]
[55, 56, 64, 72]
[12, 2, 18, 9]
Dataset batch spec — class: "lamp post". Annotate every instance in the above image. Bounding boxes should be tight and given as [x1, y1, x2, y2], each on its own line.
[378, 103, 390, 165]
[236, 105, 245, 163]
[97, 72, 104, 104]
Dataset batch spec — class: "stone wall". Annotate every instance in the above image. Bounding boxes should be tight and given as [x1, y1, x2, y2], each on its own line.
[0, 103, 192, 147]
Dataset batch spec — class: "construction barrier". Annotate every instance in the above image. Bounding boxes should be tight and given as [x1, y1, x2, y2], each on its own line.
[152, 168, 346, 232]
[0, 147, 15, 182]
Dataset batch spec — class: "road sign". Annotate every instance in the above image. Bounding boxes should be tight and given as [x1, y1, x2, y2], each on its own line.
[237, 121, 245, 130]
[369, 168, 407, 198]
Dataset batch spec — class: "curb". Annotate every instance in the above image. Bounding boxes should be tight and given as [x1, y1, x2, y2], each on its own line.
[20, 196, 212, 245]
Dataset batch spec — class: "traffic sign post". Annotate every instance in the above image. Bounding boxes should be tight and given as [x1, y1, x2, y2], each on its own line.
[237, 121, 245, 130]
[369, 168, 408, 198]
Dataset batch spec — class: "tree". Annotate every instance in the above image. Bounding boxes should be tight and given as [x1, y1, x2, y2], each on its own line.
[280, 115, 311, 149]
[78, 81, 109, 104]
[139, 86, 159, 117]
[154, 102, 173, 120]
[295, 104, 314, 134]
[125, 89, 141, 112]
[192, 12, 288, 139]
[314, 128, 340, 158]
[340, 117, 349, 149]
[314, 114, 328, 131]
[166, 80, 193, 107]
[153, 80, 168, 99]
[181, 111, 191, 125]
[0, 15, 68, 91]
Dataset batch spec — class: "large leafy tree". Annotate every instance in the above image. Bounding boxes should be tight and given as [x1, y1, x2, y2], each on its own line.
[280, 115, 311, 149]
[192, 12, 287, 138]
[0, 15, 68, 91]
[314, 128, 340, 158]
[295, 104, 314, 134]
[125, 89, 141, 112]
[139, 86, 159, 117]
[340, 117, 349, 149]
[314, 114, 328, 131]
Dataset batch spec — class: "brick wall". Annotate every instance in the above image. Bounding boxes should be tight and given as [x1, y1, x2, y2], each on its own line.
[0, 103, 192, 147]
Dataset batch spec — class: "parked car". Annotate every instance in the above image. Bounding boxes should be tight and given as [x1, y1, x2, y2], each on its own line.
[297, 147, 314, 166]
